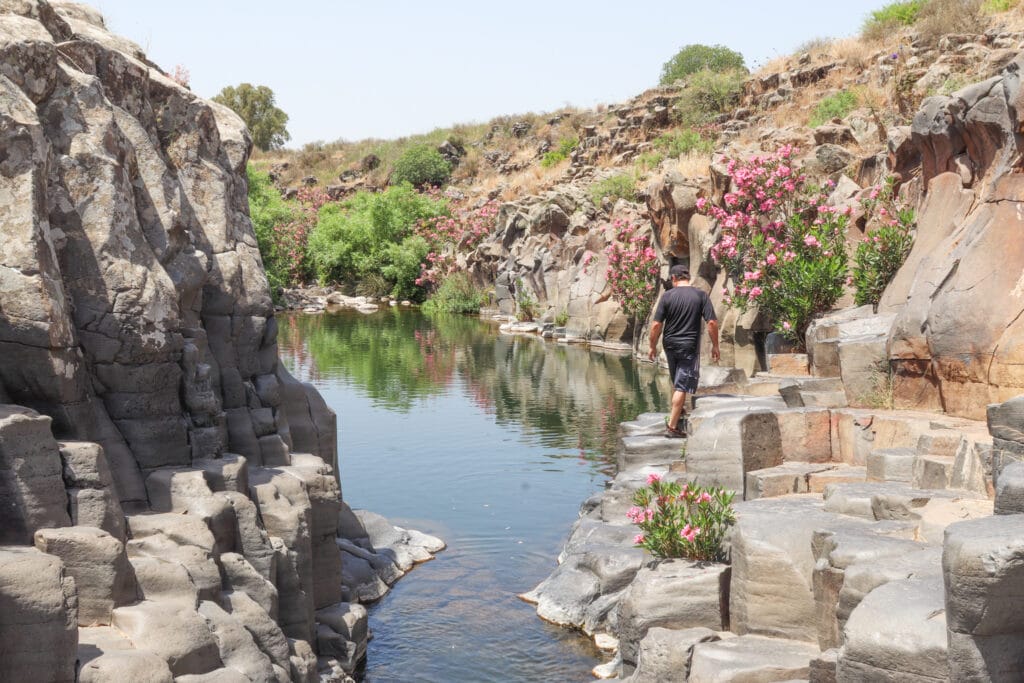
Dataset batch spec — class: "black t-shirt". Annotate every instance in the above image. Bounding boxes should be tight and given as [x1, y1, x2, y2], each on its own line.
[653, 285, 717, 353]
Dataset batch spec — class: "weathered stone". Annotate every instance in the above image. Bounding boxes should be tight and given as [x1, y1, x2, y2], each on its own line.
[78, 651, 174, 683]
[688, 634, 819, 682]
[746, 462, 839, 500]
[220, 552, 278, 619]
[837, 576, 948, 681]
[0, 546, 77, 683]
[615, 560, 730, 668]
[0, 405, 71, 543]
[193, 454, 248, 494]
[943, 515, 1024, 681]
[995, 460, 1024, 514]
[196, 600, 278, 683]
[34, 526, 136, 625]
[866, 447, 917, 483]
[223, 590, 291, 672]
[112, 601, 222, 676]
[622, 627, 719, 682]
[686, 398, 785, 494]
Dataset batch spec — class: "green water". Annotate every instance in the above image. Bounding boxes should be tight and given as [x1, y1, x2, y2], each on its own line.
[278, 308, 667, 682]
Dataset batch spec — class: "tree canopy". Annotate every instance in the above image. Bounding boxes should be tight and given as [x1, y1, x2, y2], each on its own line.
[213, 83, 291, 151]
[660, 44, 747, 85]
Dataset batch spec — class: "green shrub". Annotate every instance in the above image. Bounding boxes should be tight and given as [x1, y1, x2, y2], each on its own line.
[675, 69, 746, 125]
[628, 474, 736, 561]
[308, 183, 447, 293]
[589, 173, 638, 206]
[852, 179, 916, 310]
[422, 272, 485, 314]
[555, 309, 569, 327]
[660, 44, 746, 85]
[862, 0, 925, 40]
[390, 144, 452, 188]
[381, 235, 430, 301]
[654, 129, 714, 157]
[514, 278, 538, 322]
[541, 136, 578, 168]
[984, 0, 1020, 11]
[634, 152, 665, 172]
[808, 90, 859, 127]
[247, 166, 303, 296]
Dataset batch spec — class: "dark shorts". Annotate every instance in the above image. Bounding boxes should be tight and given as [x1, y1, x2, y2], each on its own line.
[666, 348, 700, 394]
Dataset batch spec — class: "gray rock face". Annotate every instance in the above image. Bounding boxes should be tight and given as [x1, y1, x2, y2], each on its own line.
[943, 515, 1024, 682]
[994, 461, 1024, 514]
[688, 634, 819, 683]
[0, 546, 78, 683]
[615, 560, 730, 669]
[622, 627, 719, 682]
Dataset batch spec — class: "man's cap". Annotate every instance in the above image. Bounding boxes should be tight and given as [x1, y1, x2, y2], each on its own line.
[669, 264, 690, 279]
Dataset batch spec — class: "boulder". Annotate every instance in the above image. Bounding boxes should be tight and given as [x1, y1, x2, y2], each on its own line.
[943, 515, 1024, 681]
[33, 526, 137, 625]
[622, 627, 719, 682]
[196, 600, 278, 683]
[615, 560, 730, 669]
[994, 460, 1024, 514]
[222, 590, 292, 672]
[837, 576, 948, 681]
[78, 652, 174, 683]
[0, 405, 71, 544]
[112, 601, 222, 676]
[0, 546, 78, 683]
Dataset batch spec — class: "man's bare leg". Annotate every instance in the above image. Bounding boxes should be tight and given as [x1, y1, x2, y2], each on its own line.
[668, 389, 688, 431]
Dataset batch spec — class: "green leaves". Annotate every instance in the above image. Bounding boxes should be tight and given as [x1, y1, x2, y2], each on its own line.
[213, 83, 290, 151]
[628, 475, 736, 561]
[660, 44, 746, 85]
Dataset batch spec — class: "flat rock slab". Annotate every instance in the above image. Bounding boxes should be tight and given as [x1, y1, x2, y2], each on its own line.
[746, 462, 840, 500]
[807, 466, 866, 493]
[619, 434, 686, 470]
[622, 627, 720, 682]
[866, 447, 916, 483]
[620, 413, 672, 437]
[688, 634, 819, 683]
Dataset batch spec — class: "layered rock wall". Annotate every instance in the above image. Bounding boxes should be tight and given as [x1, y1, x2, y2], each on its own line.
[0, 3, 385, 680]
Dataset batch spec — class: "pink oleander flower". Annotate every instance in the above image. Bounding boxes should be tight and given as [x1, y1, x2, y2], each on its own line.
[766, 253, 777, 265]
[646, 473, 662, 485]
[783, 321, 792, 331]
[634, 533, 646, 545]
[749, 286, 763, 298]
[804, 235, 820, 248]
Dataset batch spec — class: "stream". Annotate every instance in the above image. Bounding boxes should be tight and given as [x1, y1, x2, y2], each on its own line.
[278, 308, 667, 682]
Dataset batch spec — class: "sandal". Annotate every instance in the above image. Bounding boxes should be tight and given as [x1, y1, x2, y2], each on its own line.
[664, 425, 685, 439]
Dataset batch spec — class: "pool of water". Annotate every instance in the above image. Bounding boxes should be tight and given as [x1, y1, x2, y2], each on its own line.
[278, 309, 667, 682]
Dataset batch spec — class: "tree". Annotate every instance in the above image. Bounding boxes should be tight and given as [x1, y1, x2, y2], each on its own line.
[660, 44, 746, 85]
[390, 144, 452, 188]
[213, 83, 291, 151]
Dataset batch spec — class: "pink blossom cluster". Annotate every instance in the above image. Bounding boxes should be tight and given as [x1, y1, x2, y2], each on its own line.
[604, 219, 661, 321]
[415, 199, 499, 289]
[272, 186, 332, 285]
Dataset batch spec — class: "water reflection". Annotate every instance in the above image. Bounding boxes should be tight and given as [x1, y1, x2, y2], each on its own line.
[277, 309, 667, 682]
[279, 310, 665, 458]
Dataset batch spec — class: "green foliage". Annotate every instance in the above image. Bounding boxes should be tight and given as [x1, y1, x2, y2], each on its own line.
[390, 144, 452, 188]
[629, 475, 736, 561]
[660, 44, 746, 85]
[853, 179, 916, 309]
[541, 137, 579, 168]
[308, 184, 447, 297]
[809, 90, 859, 127]
[675, 69, 746, 125]
[514, 278, 538, 322]
[654, 129, 714, 157]
[247, 166, 302, 295]
[422, 272, 486, 315]
[213, 83, 290, 151]
[984, 0, 1020, 11]
[634, 152, 666, 172]
[589, 173, 638, 206]
[862, 0, 925, 40]
[554, 309, 569, 327]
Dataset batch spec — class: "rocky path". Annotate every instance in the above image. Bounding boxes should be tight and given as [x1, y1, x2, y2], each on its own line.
[524, 367, 1024, 681]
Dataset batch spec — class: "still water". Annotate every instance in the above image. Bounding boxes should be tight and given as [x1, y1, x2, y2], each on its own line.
[278, 309, 667, 682]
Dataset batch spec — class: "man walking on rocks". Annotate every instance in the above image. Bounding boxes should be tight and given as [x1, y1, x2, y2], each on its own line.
[648, 264, 719, 438]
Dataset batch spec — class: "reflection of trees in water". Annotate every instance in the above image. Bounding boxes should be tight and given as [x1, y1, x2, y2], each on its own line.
[461, 335, 666, 458]
[278, 309, 667, 455]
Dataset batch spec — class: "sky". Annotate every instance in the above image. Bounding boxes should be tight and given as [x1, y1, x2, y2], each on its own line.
[92, 1, 890, 148]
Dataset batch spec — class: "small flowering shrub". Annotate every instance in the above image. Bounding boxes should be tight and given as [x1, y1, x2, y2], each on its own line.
[698, 146, 849, 346]
[604, 220, 661, 323]
[852, 177, 915, 309]
[628, 474, 736, 561]
[415, 199, 499, 290]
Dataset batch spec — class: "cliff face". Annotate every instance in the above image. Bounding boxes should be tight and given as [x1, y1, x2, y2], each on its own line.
[0, 3, 364, 681]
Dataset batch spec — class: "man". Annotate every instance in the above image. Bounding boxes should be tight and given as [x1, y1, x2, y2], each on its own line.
[648, 264, 720, 438]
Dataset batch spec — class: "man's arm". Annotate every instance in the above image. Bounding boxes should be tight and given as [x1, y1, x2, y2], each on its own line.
[707, 319, 720, 363]
[648, 321, 663, 361]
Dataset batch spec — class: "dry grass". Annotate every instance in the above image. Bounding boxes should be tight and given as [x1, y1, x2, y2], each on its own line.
[918, 0, 986, 44]
[674, 151, 712, 179]
[499, 164, 564, 201]
[828, 37, 878, 71]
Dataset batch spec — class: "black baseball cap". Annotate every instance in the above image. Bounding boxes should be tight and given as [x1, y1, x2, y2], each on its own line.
[669, 264, 690, 279]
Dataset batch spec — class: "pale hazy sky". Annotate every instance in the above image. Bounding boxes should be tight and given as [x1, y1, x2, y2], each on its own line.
[92, 1, 890, 147]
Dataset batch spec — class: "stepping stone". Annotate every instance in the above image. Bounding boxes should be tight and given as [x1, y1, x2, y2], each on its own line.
[745, 462, 838, 500]
[866, 447, 916, 483]
[618, 435, 686, 470]
[767, 353, 810, 375]
[619, 413, 670, 437]
[688, 634, 819, 682]
[778, 377, 845, 408]
[800, 389, 848, 408]
[912, 454, 954, 490]
[807, 465, 866, 493]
